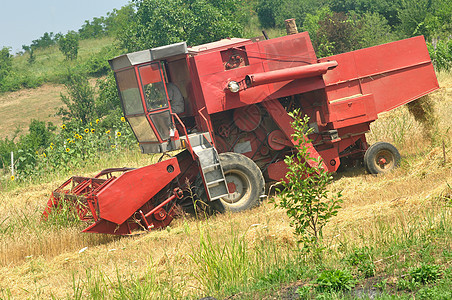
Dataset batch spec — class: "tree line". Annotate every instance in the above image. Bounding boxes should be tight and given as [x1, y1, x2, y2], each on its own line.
[117, 0, 451, 68]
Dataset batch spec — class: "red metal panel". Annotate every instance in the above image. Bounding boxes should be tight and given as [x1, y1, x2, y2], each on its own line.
[192, 32, 324, 114]
[198, 62, 271, 113]
[262, 99, 328, 171]
[97, 158, 180, 225]
[317, 147, 340, 172]
[327, 94, 378, 129]
[258, 32, 318, 72]
[267, 160, 289, 182]
[139, 63, 163, 85]
[321, 36, 439, 114]
[359, 64, 438, 113]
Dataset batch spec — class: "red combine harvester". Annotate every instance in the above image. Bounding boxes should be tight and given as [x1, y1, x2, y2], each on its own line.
[43, 31, 439, 235]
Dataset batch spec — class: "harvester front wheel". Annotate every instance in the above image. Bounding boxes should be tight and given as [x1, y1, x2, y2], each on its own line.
[364, 142, 401, 174]
[216, 152, 265, 212]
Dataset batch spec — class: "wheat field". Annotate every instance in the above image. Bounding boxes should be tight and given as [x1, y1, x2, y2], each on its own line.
[0, 72, 450, 299]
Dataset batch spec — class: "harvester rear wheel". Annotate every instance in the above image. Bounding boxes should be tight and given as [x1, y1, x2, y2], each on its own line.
[214, 152, 265, 212]
[364, 142, 400, 174]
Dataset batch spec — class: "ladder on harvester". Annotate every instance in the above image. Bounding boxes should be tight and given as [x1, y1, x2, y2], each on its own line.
[185, 133, 229, 201]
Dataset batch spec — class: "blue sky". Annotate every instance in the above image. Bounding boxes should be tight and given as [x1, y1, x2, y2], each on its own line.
[0, 0, 130, 53]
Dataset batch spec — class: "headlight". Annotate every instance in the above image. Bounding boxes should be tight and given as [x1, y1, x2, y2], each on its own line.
[227, 81, 240, 93]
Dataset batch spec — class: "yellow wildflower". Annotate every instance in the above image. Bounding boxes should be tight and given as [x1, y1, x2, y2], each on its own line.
[111, 145, 116, 148]
[66, 148, 70, 152]
[121, 117, 126, 122]
[91, 128, 95, 133]
[96, 119, 100, 124]
[43, 153, 47, 158]
[11, 175, 15, 181]
[116, 132, 121, 137]
[84, 128, 89, 133]
[106, 130, 111, 134]
[61, 124, 66, 129]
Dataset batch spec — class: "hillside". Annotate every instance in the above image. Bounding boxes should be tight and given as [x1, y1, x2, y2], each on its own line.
[0, 72, 450, 298]
[0, 84, 64, 139]
[0, 37, 116, 139]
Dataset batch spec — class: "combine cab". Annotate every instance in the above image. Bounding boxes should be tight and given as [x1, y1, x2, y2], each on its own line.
[44, 30, 439, 235]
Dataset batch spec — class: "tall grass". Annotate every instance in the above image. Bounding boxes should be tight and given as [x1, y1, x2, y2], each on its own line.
[0, 149, 155, 266]
[55, 197, 450, 299]
[0, 72, 450, 298]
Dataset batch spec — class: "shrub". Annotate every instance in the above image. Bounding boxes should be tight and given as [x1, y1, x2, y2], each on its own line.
[14, 116, 135, 179]
[58, 31, 79, 60]
[356, 12, 396, 48]
[275, 110, 342, 251]
[256, 0, 319, 29]
[0, 47, 12, 90]
[0, 136, 18, 169]
[428, 39, 452, 71]
[346, 247, 376, 278]
[120, 0, 245, 52]
[95, 73, 121, 119]
[410, 264, 441, 284]
[256, 0, 283, 28]
[315, 269, 356, 291]
[58, 71, 96, 124]
[83, 46, 121, 77]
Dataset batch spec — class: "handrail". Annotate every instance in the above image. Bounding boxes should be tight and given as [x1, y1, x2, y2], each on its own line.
[171, 113, 195, 158]
[198, 107, 216, 148]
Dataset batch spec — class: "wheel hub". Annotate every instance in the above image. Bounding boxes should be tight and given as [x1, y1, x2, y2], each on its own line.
[227, 181, 237, 193]
[378, 157, 387, 166]
[223, 171, 249, 204]
[375, 150, 394, 171]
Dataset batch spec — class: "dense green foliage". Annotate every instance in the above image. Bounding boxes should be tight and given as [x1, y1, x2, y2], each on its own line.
[58, 71, 96, 123]
[13, 117, 135, 179]
[255, 0, 452, 62]
[58, 31, 79, 60]
[0, 47, 13, 87]
[257, 0, 323, 29]
[119, 0, 249, 52]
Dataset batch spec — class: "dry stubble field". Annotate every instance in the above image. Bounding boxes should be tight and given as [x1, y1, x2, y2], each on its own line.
[0, 72, 450, 299]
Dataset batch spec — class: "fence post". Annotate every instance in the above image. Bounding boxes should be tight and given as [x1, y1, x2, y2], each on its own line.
[11, 151, 14, 177]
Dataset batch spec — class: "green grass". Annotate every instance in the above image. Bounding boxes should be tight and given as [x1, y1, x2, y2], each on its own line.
[11, 37, 116, 86]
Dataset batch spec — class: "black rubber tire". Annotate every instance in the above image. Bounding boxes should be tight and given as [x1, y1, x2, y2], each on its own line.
[212, 152, 265, 212]
[364, 142, 401, 174]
